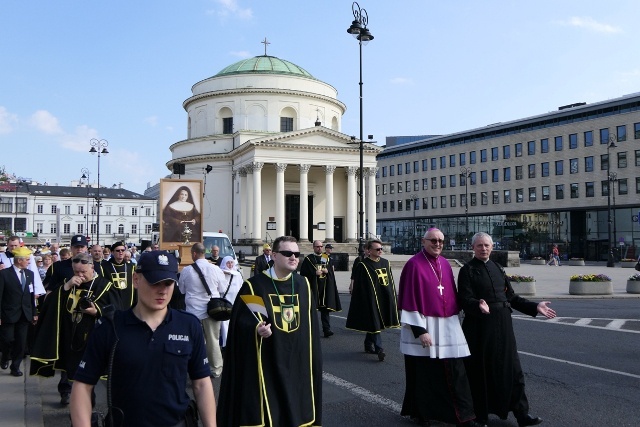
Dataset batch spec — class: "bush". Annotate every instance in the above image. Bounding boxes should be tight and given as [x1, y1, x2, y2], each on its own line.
[507, 274, 535, 282]
[569, 274, 611, 282]
[627, 273, 640, 281]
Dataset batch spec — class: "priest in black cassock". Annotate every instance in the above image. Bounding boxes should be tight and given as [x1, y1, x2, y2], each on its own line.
[99, 241, 136, 311]
[346, 239, 399, 361]
[457, 232, 556, 427]
[398, 228, 484, 427]
[217, 236, 322, 427]
[300, 240, 342, 337]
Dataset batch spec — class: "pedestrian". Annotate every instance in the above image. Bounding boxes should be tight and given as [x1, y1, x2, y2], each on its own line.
[217, 236, 322, 426]
[70, 250, 217, 427]
[398, 228, 484, 427]
[218, 255, 242, 349]
[346, 239, 400, 361]
[100, 241, 136, 311]
[252, 243, 273, 277]
[457, 232, 557, 426]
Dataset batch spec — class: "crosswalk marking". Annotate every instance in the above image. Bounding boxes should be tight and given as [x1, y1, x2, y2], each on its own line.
[513, 315, 640, 333]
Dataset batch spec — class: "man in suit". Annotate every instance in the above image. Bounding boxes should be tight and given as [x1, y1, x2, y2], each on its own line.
[252, 243, 273, 276]
[0, 246, 38, 376]
[0, 235, 46, 297]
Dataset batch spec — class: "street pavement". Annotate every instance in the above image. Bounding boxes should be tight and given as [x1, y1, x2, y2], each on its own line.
[3, 255, 638, 426]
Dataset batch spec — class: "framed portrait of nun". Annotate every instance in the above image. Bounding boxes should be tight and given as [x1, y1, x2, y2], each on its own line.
[159, 178, 204, 249]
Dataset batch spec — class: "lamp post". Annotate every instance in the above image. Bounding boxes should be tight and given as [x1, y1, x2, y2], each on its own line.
[606, 136, 616, 267]
[89, 139, 108, 245]
[138, 205, 144, 246]
[460, 166, 473, 247]
[81, 168, 90, 241]
[410, 194, 418, 252]
[347, 1, 373, 257]
[609, 171, 618, 261]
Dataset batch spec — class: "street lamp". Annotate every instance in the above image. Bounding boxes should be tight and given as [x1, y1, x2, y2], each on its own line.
[410, 194, 418, 252]
[89, 138, 108, 245]
[606, 135, 616, 267]
[609, 171, 618, 262]
[346, 1, 374, 256]
[138, 206, 145, 246]
[81, 168, 90, 241]
[460, 166, 473, 246]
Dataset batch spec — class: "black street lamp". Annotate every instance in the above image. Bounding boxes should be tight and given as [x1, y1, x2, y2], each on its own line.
[89, 138, 108, 245]
[410, 194, 418, 252]
[138, 205, 145, 246]
[606, 135, 616, 267]
[609, 171, 618, 261]
[347, 1, 374, 257]
[460, 166, 473, 246]
[81, 168, 90, 241]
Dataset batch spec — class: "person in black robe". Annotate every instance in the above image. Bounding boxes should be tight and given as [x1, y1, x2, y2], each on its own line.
[217, 236, 322, 427]
[300, 240, 342, 337]
[99, 241, 136, 311]
[457, 232, 556, 427]
[346, 239, 400, 361]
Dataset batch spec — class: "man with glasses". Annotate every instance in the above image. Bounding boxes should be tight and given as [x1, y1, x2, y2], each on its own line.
[100, 241, 136, 311]
[398, 228, 484, 427]
[30, 252, 114, 405]
[301, 240, 341, 338]
[218, 236, 322, 426]
[71, 250, 217, 427]
[346, 239, 400, 361]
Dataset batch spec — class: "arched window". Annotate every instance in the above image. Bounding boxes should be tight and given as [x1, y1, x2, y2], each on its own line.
[219, 107, 233, 134]
[118, 224, 125, 234]
[280, 107, 297, 132]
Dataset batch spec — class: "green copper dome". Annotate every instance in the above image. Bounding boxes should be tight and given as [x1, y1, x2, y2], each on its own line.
[214, 55, 316, 79]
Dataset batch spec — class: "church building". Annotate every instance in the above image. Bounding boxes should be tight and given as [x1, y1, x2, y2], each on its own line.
[167, 53, 379, 246]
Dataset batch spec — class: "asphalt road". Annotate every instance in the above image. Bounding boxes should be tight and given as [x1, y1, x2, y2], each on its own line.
[41, 298, 640, 427]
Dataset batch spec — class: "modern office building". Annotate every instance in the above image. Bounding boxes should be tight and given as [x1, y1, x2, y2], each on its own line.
[375, 92, 640, 261]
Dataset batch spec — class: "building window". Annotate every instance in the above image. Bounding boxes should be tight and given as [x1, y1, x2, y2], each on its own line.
[469, 172, 477, 185]
[569, 133, 578, 149]
[382, 184, 387, 195]
[449, 155, 456, 167]
[398, 200, 403, 211]
[470, 193, 477, 206]
[78, 224, 84, 234]
[376, 185, 380, 196]
[515, 143, 523, 157]
[556, 184, 564, 199]
[585, 182, 595, 197]
[376, 202, 380, 213]
[601, 180, 610, 197]
[440, 157, 446, 169]
[280, 117, 293, 132]
[91, 205, 97, 215]
[516, 189, 523, 203]
[480, 171, 487, 184]
[413, 161, 419, 173]
[222, 117, 233, 134]
[422, 198, 428, 209]
[619, 178, 628, 195]
[382, 201, 387, 212]
[542, 186, 550, 201]
[91, 223, 97, 234]
[635, 122, 640, 139]
[503, 145, 510, 159]
[515, 166, 523, 180]
[50, 223, 57, 233]
[570, 158, 578, 174]
[504, 190, 511, 203]
[390, 165, 395, 176]
[528, 187, 536, 202]
[51, 205, 57, 214]
[64, 205, 71, 215]
[78, 205, 84, 215]
[540, 138, 549, 153]
[585, 156, 594, 172]
[398, 182, 403, 193]
[117, 224, 124, 234]
[503, 167, 511, 181]
[0, 197, 12, 213]
[600, 154, 609, 170]
[450, 195, 456, 207]
[422, 179, 428, 190]
[469, 151, 476, 164]
[570, 183, 579, 198]
[440, 176, 446, 188]
[480, 149, 487, 162]
[405, 162, 411, 174]
[492, 191, 499, 204]
[541, 162, 549, 177]
[618, 152, 627, 168]
[555, 160, 563, 175]
[132, 207, 138, 216]
[617, 125, 627, 142]
[450, 175, 456, 187]
[431, 197, 437, 209]
[600, 128, 609, 144]
[37, 204, 43, 214]
[105, 224, 111, 234]
[390, 201, 395, 212]
[36, 223, 43, 233]
[414, 180, 419, 191]
[636, 150, 640, 166]
[406, 180, 411, 192]
[431, 158, 437, 170]
[554, 136, 563, 151]
[584, 130, 593, 147]
[422, 159, 428, 171]
[481, 192, 488, 205]
[528, 141, 536, 155]
[390, 183, 395, 194]
[440, 196, 447, 208]
[382, 166, 387, 177]
[397, 163, 403, 176]
[431, 177, 437, 189]
[460, 152, 466, 165]
[491, 147, 499, 161]
[63, 223, 71, 234]
[119, 207, 125, 216]
[528, 164, 535, 179]
[492, 169, 499, 183]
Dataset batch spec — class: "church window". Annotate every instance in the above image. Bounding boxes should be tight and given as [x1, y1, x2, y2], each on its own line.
[223, 117, 233, 134]
[280, 117, 293, 132]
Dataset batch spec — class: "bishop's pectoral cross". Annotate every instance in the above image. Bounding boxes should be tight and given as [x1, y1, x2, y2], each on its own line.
[437, 283, 444, 295]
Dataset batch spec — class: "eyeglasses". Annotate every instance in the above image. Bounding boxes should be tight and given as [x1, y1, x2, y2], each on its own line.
[275, 250, 301, 258]
[371, 247, 383, 252]
[72, 259, 91, 264]
[113, 249, 126, 252]
[428, 239, 445, 245]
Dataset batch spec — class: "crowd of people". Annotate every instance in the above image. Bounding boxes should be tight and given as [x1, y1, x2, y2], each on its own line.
[0, 231, 558, 426]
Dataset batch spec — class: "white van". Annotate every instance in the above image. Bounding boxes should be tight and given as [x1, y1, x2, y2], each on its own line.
[202, 231, 238, 267]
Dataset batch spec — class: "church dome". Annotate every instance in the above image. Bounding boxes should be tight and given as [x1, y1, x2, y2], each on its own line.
[214, 55, 316, 80]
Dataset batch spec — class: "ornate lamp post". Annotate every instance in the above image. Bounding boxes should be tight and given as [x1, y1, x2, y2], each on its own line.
[410, 194, 418, 252]
[81, 168, 90, 240]
[89, 139, 108, 245]
[609, 171, 618, 261]
[138, 205, 145, 246]
[347, 1, 374, 256]
[606, 135, 616, 267]
[460, 166, 473, 246]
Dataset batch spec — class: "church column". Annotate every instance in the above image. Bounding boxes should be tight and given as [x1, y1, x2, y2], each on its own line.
[251, 162, 264, 243]
[298, 164, 311, 242]
[238, 168, 248, 240]
[275, 163, 287, 237]
[245, 167, 254, 241]
[324, 165, 336, 242]
[367, 167, 378, 239]
[345, 166, 358, 242]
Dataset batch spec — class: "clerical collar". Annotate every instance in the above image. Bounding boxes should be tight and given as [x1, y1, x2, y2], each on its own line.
[367, 256, 380, 262]
[473, 256, 490, 263]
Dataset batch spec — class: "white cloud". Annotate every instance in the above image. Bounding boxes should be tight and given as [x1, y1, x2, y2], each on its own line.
[390, 77, 412, 85]
[559, 16, 622, 33]
[0, 106, 18, 134]
[144, 116, 158, 127]
[206, 0, 253, 20]
[230, 50, 252, 58]
[30, 110, 63, 134]
[59, 125, 100, 152]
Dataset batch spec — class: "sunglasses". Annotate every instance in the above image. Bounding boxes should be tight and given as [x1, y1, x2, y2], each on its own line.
[276, 250, 301, 258]
[428, 239, 445, 245]
[371, 247, 383, 252]
[72, 259, 91, 264]
[113, 249, 126, 252]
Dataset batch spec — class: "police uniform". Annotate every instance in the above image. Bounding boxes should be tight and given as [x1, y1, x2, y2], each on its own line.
[74, 308, 210, 427]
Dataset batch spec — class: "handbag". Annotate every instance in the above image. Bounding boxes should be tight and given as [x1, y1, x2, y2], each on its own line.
[635, 261, 640, 272]
[191, 262, 233, 321]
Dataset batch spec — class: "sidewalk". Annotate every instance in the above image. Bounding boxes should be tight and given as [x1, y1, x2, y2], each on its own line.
[4, 258, 638, 427]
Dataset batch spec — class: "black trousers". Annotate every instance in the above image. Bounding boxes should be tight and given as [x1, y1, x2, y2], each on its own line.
[0, 314, 30, 371]
[319, 308, 331, 332]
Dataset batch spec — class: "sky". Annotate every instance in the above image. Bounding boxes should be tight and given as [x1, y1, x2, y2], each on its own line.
[2, 0, 639, 195]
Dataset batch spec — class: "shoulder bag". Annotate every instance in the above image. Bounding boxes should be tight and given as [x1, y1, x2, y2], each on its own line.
[191, 262, 233, 321]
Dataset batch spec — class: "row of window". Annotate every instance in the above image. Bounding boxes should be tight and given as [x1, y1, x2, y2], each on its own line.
[379, 123, 640, 177]
[376, 177, 640, 213]
[29, 222, 154, 235]
[219, 117, 295, 134]
[0, 203, 153, 216]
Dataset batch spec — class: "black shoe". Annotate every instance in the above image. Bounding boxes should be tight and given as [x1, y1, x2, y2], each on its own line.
[60, 393, 70, 405]
[1, 360, 8, 370]
[517, 414, 543, 426]
[10, 369, 23, 377]
[377, 348, 386, 361]
[364, 345, 376, 354]
[324, 330, 334, 338]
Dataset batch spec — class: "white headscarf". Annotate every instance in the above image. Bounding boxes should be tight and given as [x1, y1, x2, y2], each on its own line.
[220, 255, 240, 275]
